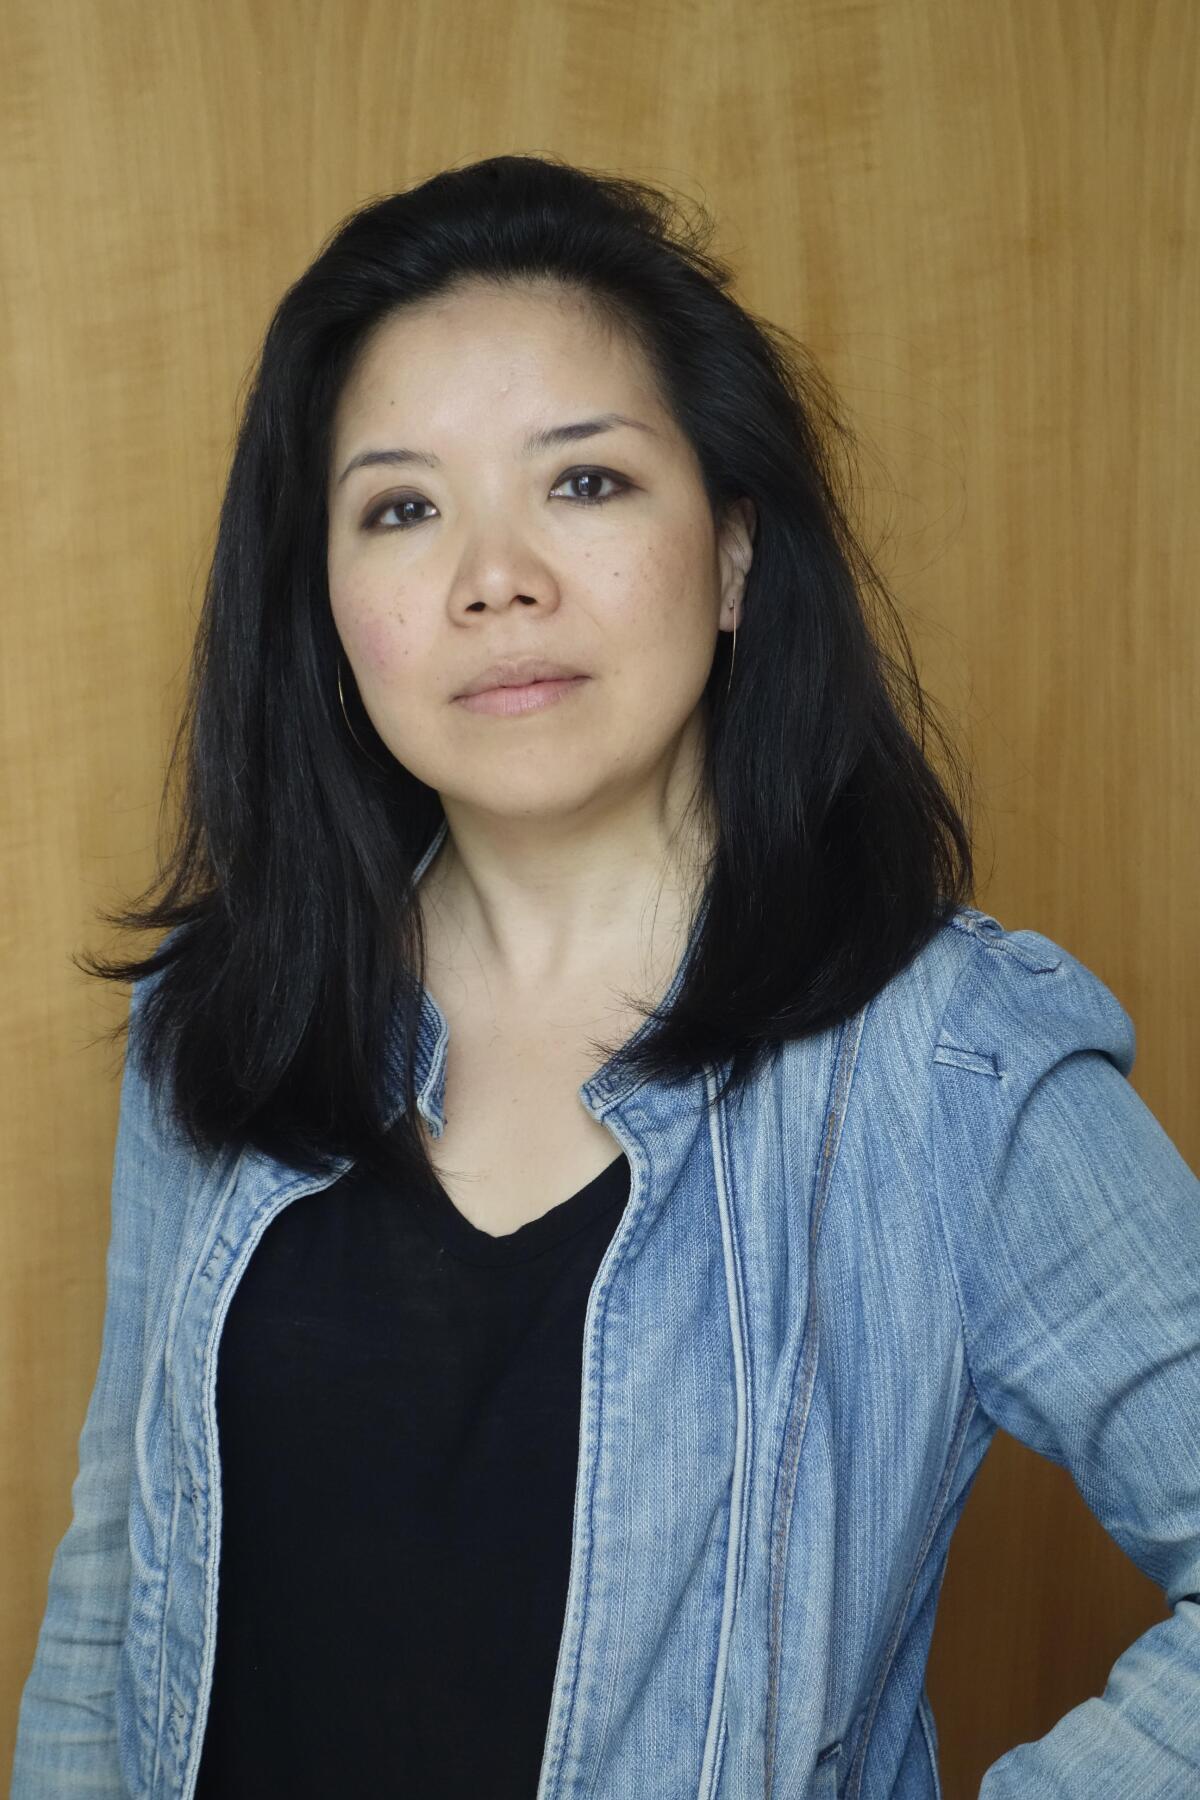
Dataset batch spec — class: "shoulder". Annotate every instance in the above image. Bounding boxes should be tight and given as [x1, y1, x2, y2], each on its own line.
[843, 905, 1134, 1117]
[845, 906, 1139, 1171]
[901, 907, 1147, 1232]
[927, 905, 1136, 1086]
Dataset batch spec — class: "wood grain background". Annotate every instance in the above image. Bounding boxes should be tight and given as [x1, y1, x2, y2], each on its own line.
[3, 2, 1196, 1794]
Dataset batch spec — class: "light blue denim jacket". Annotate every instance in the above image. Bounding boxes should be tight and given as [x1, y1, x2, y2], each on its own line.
[12, 827, 1200, 1797]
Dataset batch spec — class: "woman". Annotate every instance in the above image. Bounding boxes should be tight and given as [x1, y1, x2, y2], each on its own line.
[12, 154, 1200, 1799]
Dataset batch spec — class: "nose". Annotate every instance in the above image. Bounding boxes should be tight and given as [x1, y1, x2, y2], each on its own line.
[446, 514, 562, 616]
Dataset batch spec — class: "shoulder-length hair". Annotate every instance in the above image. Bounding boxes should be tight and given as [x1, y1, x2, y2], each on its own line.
[81, 151, 974, 1186]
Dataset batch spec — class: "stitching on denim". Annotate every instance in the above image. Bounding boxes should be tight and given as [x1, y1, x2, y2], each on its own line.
[175, 1165, 348, 1799]
[764, 1006, 868, 1799]
[130, 1156, 189, 1788]
[720, 1086, 757, 1627]
[534, 1111, 649, 1796]
[845, 1383, 979, 1800]
[148, 1152, 242, 1796]
[924, 939, 988, 1405]
[698, 1065, 753, 1799]
[709, 1710, 730, 1798]
[148, 1382, 182, 1794]
[945, 907, 1062, 974]
[917, 1687, 944, 1800]
[932, 1042, 1000, 1077]
[764, 1299, 822, 1798]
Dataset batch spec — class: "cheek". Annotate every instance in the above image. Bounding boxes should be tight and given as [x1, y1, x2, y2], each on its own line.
[621, 534, 718, 653]
[357, 615, 410, 682]
[333, 592, 414, 686]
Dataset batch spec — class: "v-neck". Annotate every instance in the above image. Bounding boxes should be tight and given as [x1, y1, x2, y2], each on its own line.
[407, 1151, 631, 1268]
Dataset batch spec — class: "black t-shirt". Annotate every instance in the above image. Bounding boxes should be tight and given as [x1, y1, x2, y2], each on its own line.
[193, 1144, 631, 1799]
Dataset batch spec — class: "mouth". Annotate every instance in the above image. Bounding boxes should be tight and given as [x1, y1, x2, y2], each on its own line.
[453, 676, 589, 718]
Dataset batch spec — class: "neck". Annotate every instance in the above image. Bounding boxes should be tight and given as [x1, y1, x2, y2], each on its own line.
[420, 760, 715, 999]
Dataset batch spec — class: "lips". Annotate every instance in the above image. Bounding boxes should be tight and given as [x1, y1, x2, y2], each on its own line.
[455, 676, 587, 717]
[455, 657, 586, 698]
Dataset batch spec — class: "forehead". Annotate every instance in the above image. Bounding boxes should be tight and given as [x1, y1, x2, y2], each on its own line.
[333, 278, 661, 431]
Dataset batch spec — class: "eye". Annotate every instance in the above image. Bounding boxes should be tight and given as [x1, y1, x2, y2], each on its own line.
[549, 466, 631, 506]
[362, 494, 437, 531]
[359, 465, 630, 532]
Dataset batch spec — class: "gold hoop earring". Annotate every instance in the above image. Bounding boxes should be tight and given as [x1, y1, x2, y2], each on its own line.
[337, 656, 387, 770]
[725, 603, 738, 700]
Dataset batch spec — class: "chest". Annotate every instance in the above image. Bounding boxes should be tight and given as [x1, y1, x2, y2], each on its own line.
[418, 975, 634, 1237]
[155, 1003, 964, 1799]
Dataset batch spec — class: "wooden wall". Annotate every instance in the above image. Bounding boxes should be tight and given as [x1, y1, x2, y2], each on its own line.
[3, 3, 1195, 1794]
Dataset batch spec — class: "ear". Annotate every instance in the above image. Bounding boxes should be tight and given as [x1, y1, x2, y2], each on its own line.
[717, 497, 757, 629]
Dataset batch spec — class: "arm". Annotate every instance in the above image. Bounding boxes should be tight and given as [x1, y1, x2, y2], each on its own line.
[11, 975, 163, 1799]
[929, 927, 1200, 1798]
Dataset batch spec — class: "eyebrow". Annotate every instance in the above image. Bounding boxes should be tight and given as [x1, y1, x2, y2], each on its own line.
[335, 412, 659, 486]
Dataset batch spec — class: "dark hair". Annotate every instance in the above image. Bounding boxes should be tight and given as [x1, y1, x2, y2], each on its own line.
[80, 151, 975, 1187]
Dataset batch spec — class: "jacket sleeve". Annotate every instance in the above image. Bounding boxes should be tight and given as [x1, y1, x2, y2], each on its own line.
[11, 973, 164, 1799]
[929, 922, 1200, 1799]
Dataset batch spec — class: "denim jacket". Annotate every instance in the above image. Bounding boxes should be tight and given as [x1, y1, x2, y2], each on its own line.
[12, 827, 1200, 1797]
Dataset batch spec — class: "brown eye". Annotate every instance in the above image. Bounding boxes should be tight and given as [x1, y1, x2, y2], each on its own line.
[363, 495, 436, 530]
[551, 468, 628, 505]
[361, 466, 630, 531]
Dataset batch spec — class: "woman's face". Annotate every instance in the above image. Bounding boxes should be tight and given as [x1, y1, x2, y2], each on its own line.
[325, 277, 754, 825]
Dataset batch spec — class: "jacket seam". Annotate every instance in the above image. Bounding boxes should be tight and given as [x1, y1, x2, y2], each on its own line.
[917, 1686, 944, 1800]
[150, 1368, 182, 1795]
[149, 1157, 219, 1800]
[844, 926, 994, 1799]
[764, 1006, 868, 1799]
[697, 1063, 752, 1800]
[534, 1110, 651, 1793]
[925, 933, 992, 1408]
[178, 1166, 351, 1799]
[149, 1154, 234, 1797]
[845, 1381, 979, 1800]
